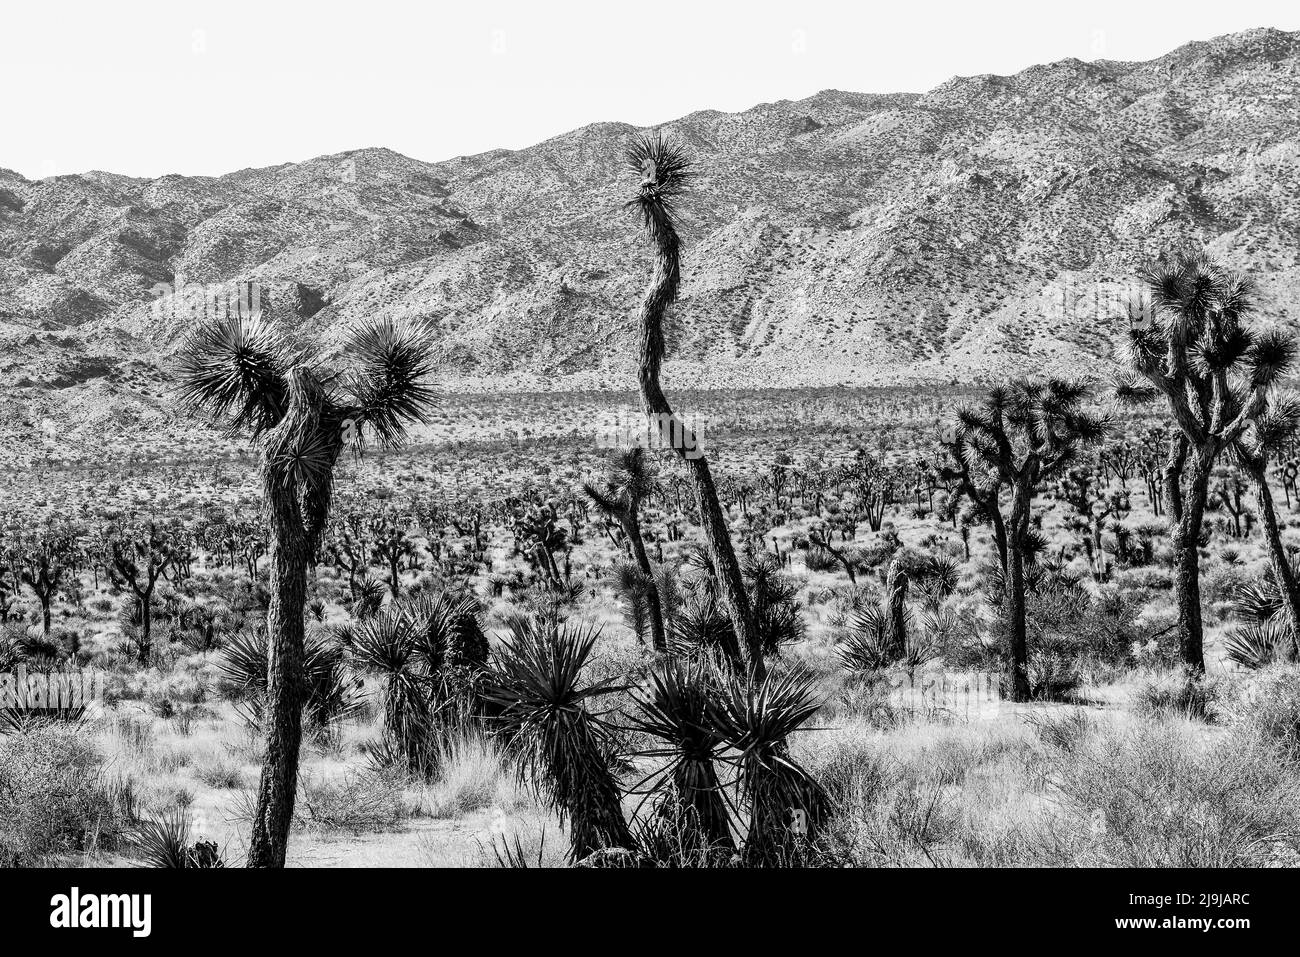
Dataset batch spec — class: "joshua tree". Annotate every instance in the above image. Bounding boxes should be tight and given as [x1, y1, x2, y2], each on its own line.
[10, 526, 77, 637]
[1117, 252, 1294, 672]
[625, 133, 763, 680]
[177, 310, 435, 867]
[584, 447, 665, 651]
[106, 521, 178, 664]
[1234, 392, 1300, 657]
[956, 379, 1108, 701]
[369, 510, 421, 599]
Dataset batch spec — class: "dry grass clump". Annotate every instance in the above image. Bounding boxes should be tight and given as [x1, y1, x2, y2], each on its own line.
[420, 730, 527, 818]
[0, 721, 129, 865]
[295, 769, 408, 833]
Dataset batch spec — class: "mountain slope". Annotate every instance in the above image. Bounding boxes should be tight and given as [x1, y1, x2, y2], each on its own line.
[1, 27, 1299, 458]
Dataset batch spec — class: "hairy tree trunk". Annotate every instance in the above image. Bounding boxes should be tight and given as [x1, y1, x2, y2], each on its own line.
[988, 503, 1009, 573]
[138, 590, 152, 664]
[1246, 456, 1300, 659]
[885, 559, 908, 661]
[622, 514, 667, 653]
[1004, 485, 1032, 702]
[1170, 456, 1210, 674]
[247, 486, 309, 868]
[635, 201, 762, 678]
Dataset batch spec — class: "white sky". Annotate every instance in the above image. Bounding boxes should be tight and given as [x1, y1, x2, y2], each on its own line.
[3, 0, 1297, 179]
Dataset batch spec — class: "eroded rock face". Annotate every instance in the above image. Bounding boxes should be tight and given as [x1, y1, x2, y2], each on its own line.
[1, 28, 1298, 444]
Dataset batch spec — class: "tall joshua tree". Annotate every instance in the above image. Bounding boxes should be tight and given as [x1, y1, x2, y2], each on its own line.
[625, 133, 763, 679]
[957, 380, 1108, 701]
[1117, 252, 1292, 672]
[177, 310, 435, 867]
[584, 447, 666, 652]
[1235, 392, 1300, 657]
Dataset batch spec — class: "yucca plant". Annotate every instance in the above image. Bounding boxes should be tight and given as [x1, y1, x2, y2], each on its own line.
[711, 668, 827, 865]
[837, 607, 893, 672]
[1224, 620, 1287, 670]
[670, 592, 741, 661]
[177, 310, 436, 867]
[1235, 391, 1300, 660]
[627, 660, 736, 858]
[608, 561, 654, 648]
[744, 553, 805, 657]
[131, 807, 227, 868]
[349, 602, 441, 777]
[216, 627, 365, 732]
[482, 616, 633, 860]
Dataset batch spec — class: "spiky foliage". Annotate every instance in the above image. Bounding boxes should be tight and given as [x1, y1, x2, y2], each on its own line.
[838, 605, 935, 672]
[625, 133, 694, 234]
[216, 629, 365, 732]
[609, 561, 653, 646]
[837, 608, 893, 672]
[482, 617, 633, 859]
[131, 807, 226, 868]
[1117, 251, 1297, 672]
[743, 553, 805, 657]
[347, 588, 486, 777]
[711, 668, 827, 864]
[627, 660, 736, 857]
[1223, 621, 1287, 670]
[670, 592, 740, 661]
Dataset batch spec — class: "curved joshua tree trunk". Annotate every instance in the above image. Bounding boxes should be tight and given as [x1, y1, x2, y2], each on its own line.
[1240, 446, 1300, 658]
[629, 137, 762, 678]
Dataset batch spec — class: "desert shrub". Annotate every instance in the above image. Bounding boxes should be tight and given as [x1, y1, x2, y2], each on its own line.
[1232, 666, 1300, 761]
[1046, 721, 1300, 866]
[0, 722, 125, 865]
[295, 770, 407, 833]
[195, 758, 244, 789]
[1135, 674, 1221, 723]
[423, 731, 522, 818]
[822, 583, 881, 628]
[131, 806, 228, 867]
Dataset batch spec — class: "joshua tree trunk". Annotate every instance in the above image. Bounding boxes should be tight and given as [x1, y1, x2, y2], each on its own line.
[1241, 449, 1300, 658]
[621, 515, 667, 653]
[246, 484, 309, 868]
[633, 161, 762, 679]
[884, 559, 908, 661]
[1004, 484, 1032, 702]
[1166, 438, 1211, 674]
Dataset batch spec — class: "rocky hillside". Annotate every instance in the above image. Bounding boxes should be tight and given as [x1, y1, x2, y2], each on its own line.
[1, 27, 1299, 458]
